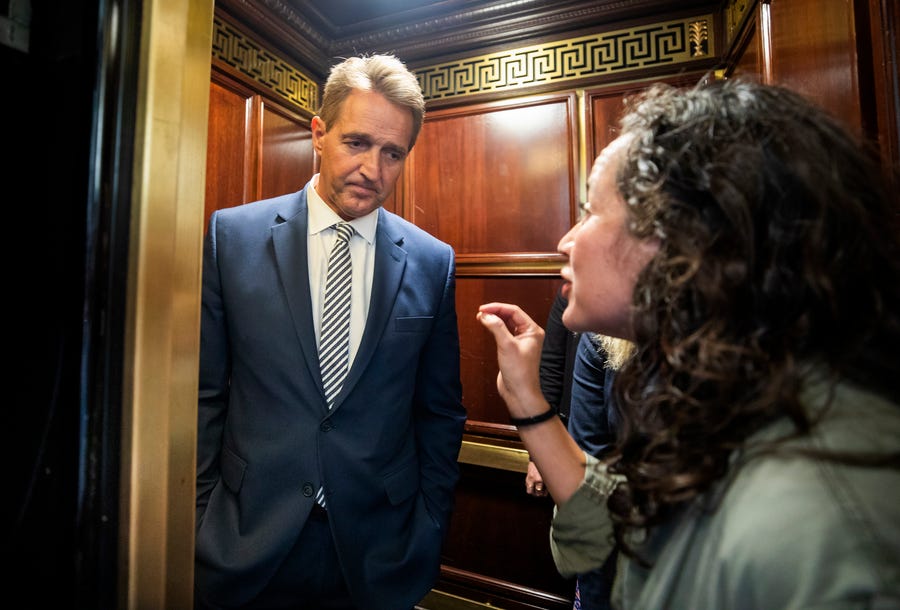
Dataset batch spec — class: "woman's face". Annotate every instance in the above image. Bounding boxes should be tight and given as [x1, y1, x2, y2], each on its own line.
[558, 135, 659, 340]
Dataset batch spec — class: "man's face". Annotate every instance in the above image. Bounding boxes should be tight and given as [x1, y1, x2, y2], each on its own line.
[312, 89, 414, 220]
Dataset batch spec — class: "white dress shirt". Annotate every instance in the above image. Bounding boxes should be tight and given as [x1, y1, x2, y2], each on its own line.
[306, 175, 377, 367]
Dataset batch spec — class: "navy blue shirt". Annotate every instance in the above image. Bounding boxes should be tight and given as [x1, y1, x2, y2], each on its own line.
[568, 333, 616, 458]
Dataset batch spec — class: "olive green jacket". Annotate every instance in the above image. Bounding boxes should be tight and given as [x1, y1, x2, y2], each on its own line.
[551, 375, 900, 609]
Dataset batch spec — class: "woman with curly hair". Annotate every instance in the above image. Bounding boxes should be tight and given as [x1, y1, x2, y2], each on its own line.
[478, 78, 900, 609]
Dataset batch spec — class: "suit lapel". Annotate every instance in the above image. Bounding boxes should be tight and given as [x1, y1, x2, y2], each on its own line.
[335, 212, 407, 405]
[271, 186, 327, 400]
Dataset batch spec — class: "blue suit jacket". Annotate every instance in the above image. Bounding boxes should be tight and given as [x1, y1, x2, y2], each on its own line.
[195, 183, 466, 609]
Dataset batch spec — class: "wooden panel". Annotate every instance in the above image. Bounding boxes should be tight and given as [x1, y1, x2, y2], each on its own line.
[382, 173, 402, 216]
[406, 91, 581, 610]
[437, 463, 575, 608]
[769, 0, 863, 132]
[260, 103, 315, 200]
[407, 94, 580, 259]
[862, 0, 900, 183]
[589, 91, 629, 163]
[586, 75, 704, 165]
[206, 72, 317, 232]
[457, 276, 562, 432]
[205, 79, 252, 231]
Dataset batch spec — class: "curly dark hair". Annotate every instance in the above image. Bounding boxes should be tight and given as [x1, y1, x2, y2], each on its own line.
[605, 78, 900, 562]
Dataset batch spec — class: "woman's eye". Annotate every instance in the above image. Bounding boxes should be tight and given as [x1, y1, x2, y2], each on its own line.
[577, 201, 592, 220]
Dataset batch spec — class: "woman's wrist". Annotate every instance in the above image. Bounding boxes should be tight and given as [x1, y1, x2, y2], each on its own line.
[509, 405, 557, 428]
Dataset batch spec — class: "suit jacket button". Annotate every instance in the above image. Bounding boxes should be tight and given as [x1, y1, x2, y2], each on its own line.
[320, 421, 333, 432]
[302, 483, 314, 497]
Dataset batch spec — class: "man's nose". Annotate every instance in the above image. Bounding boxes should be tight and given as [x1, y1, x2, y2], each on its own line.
[359, 148, 381, 179]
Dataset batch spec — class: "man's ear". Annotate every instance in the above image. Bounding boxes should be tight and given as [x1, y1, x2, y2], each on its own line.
[311, 116, 326, 153]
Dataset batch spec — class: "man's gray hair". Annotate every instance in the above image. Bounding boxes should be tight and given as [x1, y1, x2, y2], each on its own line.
[318, 54, 426, 150]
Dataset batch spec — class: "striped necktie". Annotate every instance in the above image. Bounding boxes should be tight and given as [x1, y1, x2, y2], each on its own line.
[319, 221, 354, 409]
[316, 222, 353, 509]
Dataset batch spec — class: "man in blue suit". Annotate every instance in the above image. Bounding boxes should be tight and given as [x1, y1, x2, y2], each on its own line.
[195, 54, 467, 610]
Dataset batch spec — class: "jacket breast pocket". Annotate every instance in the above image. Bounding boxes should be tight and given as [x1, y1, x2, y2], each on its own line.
[395, 316, 433, 333]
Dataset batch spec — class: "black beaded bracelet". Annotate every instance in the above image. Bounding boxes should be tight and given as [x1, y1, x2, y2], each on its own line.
[509, 406, 557, 428]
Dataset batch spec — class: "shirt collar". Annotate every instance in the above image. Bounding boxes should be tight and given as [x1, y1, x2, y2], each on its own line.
[307, 174, 378, 245]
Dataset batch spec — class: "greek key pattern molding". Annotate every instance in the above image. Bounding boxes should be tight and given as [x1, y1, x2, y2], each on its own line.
[416, 14, 714, 101]
[212, 15, 318, 115]
[210, 13, 712, 110]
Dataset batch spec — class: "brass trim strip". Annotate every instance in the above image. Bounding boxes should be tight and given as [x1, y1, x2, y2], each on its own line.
[724, 0, 754, 47]
[455, 253, 565, 277]
[458, 439, 529, 473]
[124, 0, 213, 607]
[576, 88, 588, 209]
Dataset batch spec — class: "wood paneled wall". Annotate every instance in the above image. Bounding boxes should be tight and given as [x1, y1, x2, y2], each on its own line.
[768, 0, 862, 132]
[405, 94, 579, 605]
[205, 69, 315, 232]
[724, 0, 899, 162]
[407, 93, 580, 432]
[407, 94, 579, 256]
[203, 0, 898, 606]
[586, 75, 703, 165]
[260, 106, 315, 200]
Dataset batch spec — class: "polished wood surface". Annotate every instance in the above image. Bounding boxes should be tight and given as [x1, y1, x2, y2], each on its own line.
[769, 0, 862, 132]
[438, 463, 575, 608]
[725, 0, 899, 177]
[587, 74, 707, 164]
[206, 70, 316, 231]
[260, 103, 314, 200]
[205, 78, 253, 231]
[408, 94, 579, 256]
[456, 276, 562, 430]
[865, 0, 900, 181]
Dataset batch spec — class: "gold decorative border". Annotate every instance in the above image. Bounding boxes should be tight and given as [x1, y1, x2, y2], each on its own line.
[724, 0, 754, 47]
[415, 14, 714, 102]
[211, 15, 318, 114]
[209, 13, 713, 111]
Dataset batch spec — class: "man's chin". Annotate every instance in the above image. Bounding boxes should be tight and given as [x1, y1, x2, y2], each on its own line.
[338, 196, 382, 218]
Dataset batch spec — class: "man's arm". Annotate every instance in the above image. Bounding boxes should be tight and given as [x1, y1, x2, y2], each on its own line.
[414, 247, 466, 529]
[196, 211, 231, 523]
